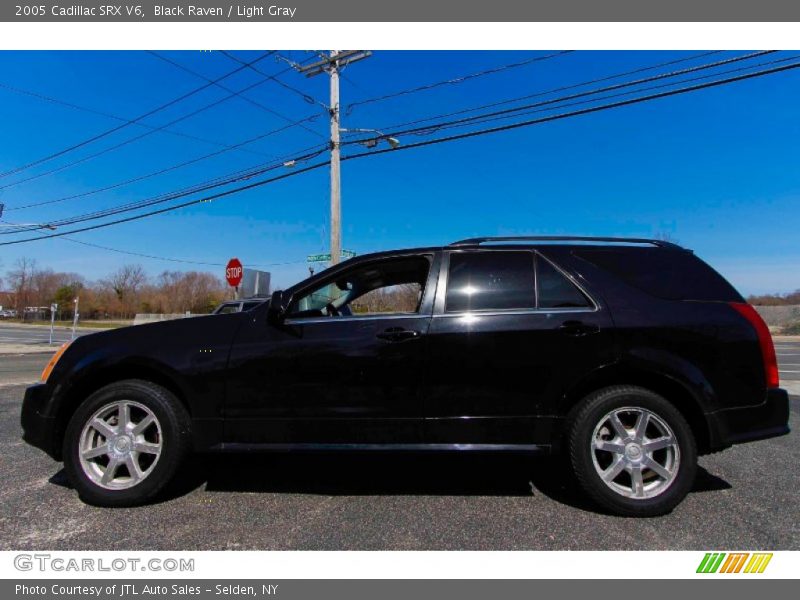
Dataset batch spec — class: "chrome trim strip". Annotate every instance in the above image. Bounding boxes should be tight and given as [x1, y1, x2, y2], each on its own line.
[432, 307, 597, 319]
[284, 313, 427, 326]
[215, 442, 549, 453]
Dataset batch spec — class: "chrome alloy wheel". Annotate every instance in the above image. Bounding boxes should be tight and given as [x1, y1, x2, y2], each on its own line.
[78, 400, 162, 490]
[590, 407, 680, 500]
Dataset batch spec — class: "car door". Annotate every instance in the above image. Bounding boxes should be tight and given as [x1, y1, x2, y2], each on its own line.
[424, 248, 615, 445]
[224, 252, 440, 445]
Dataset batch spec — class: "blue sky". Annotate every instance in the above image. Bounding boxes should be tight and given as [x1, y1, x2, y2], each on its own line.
[0, 50, 798, 294]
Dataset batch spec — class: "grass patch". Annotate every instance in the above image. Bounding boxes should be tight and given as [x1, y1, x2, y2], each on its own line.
[783, 322, 800, 335]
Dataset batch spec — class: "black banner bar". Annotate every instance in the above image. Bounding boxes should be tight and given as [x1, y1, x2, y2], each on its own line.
[3, 1, 800, 22]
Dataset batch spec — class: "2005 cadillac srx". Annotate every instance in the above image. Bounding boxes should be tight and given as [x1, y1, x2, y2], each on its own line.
[21, 236, 790, 516]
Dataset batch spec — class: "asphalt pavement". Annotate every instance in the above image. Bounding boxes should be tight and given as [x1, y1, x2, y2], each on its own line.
[0, 373, 797, 550]
[777, 340, 800, 382]
[1, 340, 798, 550]
[0, 323, 94, 346]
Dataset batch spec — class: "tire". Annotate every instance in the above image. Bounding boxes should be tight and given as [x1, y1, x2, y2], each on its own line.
[63, 379, 191, 507]
[567, 385, 697, 517]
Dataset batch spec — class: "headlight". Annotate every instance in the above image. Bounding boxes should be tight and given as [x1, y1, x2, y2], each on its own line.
[40, 342, 71, 382]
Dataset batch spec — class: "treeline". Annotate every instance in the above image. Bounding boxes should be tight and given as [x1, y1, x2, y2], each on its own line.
[747, 290, 800, 306]
[1, 258, 232, 320]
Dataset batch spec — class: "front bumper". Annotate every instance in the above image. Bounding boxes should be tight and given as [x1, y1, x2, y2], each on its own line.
[21, 382, 61, 460]
[707, 387, 790, 449]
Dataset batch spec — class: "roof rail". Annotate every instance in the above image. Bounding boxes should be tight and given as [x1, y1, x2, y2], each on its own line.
[448, 236, 683, 249]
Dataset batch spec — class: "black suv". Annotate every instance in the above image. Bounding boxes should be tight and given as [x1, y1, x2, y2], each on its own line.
[21, 237, 789, 516]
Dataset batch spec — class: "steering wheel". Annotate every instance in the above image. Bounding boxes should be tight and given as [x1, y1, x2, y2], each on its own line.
[325, 302, 340, 317]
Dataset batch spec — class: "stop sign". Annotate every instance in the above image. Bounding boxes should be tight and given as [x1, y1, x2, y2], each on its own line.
[225, 258, 243, 288]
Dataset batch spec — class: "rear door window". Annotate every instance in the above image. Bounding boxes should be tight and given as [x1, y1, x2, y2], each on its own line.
[536, 255, 592, 308]
[446, 251, 535, 312]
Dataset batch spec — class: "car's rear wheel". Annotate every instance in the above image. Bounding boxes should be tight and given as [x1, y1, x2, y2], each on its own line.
[568, 385, 697, 517]
[63, 379, 190, 507]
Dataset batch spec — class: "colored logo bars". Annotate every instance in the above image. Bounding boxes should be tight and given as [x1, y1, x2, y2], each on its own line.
[697, 552, 773, 574]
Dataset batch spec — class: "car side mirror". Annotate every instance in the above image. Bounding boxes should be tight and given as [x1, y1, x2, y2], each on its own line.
[267, 290, 289, 324]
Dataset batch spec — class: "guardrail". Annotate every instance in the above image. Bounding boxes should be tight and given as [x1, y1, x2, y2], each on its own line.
[132, 313, 197, 326]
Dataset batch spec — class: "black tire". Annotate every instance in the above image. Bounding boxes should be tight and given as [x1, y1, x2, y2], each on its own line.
[63, 379, 191, 507]
[567, 385, 697, 517]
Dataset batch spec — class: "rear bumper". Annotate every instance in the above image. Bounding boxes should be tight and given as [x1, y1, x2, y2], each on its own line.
[707, 388, 790, 449]
[21, 383, 60, 460]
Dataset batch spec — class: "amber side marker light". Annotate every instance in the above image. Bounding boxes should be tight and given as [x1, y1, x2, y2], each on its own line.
[41, 342, 70, 382]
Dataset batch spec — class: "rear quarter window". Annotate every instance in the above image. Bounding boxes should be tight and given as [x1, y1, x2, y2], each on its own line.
[575, 248, 743, 302]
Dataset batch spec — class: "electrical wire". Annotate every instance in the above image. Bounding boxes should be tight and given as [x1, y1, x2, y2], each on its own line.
[61, 236, 306, 268]
[3, 122, 324, 213]
[340, 60, 800, 160]
[344, 51, 574, 115]
[0, 159, 331, 245]
[0, 63, 303, 192]
[351, 51, 726, 135]
[3, 57, 798, 247]
[148, 51, 325, 139]
[0, 145, 328, 233]
[379, 52, 800, 140]
[0, 80, 280, 156]
[0, 51, 276, 181]
[220, 50, 329, 111]
[344, 50, 776, 143]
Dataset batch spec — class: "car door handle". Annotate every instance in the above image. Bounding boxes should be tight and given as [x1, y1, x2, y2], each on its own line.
[376, 328, 421, 342]
[558, 320, 600, 336]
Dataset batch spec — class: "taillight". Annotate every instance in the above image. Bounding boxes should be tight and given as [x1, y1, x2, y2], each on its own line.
[41, 342, 70, 382]
[730, 303, 779, 389]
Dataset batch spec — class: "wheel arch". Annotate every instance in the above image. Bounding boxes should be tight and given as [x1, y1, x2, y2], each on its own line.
[561, 364, 714, 454]
[50, 361, 190, 461]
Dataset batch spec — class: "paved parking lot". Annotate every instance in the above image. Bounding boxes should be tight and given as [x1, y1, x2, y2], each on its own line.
[0, 373, 796, 550]
[777, 339, 800, 384]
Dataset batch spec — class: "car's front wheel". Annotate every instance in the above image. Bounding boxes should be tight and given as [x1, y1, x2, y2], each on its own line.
[568, 385, 697, 517]
[63, 379, 190, 507]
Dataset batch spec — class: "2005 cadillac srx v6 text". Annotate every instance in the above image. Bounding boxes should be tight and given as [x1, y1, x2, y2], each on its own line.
[21, 236, 790, 516]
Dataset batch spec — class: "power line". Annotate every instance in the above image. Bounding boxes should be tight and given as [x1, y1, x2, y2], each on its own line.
[345, 50, 776, 143]
[0, 79, 281, 157]
[376, 52, 798, 141]
[341, 59, 800, 159]
[0, 160, 331, 245]
[61, 237, 306, 268]
[344, 51, 574, 115]
[355, 50, 725, 134]
[0, 145, 328, 233]
[0, 61, 303, 192]
[220, 50, 329, 111]
[3, 58, 798, 247]
[3, 124, 324, 213]
[0, 51, 276, 181]
[148, 51, 325, 139]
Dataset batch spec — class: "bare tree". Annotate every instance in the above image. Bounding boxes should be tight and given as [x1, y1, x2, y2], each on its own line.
[5, 257, 37, 314]
[99, 264, 148, 318]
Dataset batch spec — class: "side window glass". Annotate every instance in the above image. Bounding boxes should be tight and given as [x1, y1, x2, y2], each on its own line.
[445, 251, 535, 312]
[350, 283, 423, 315]
[289, 256, 430, 318]
[536, 255, 591, 309]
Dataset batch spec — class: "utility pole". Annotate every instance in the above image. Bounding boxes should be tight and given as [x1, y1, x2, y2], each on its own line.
[329, 52, 341, 266]
[295, 51, 371, 266]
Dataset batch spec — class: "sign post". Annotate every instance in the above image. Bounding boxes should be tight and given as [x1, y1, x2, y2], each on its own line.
[71, 297, 79, 341]
[49, 303, 58, 345]
[225, 258, 244, 299]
